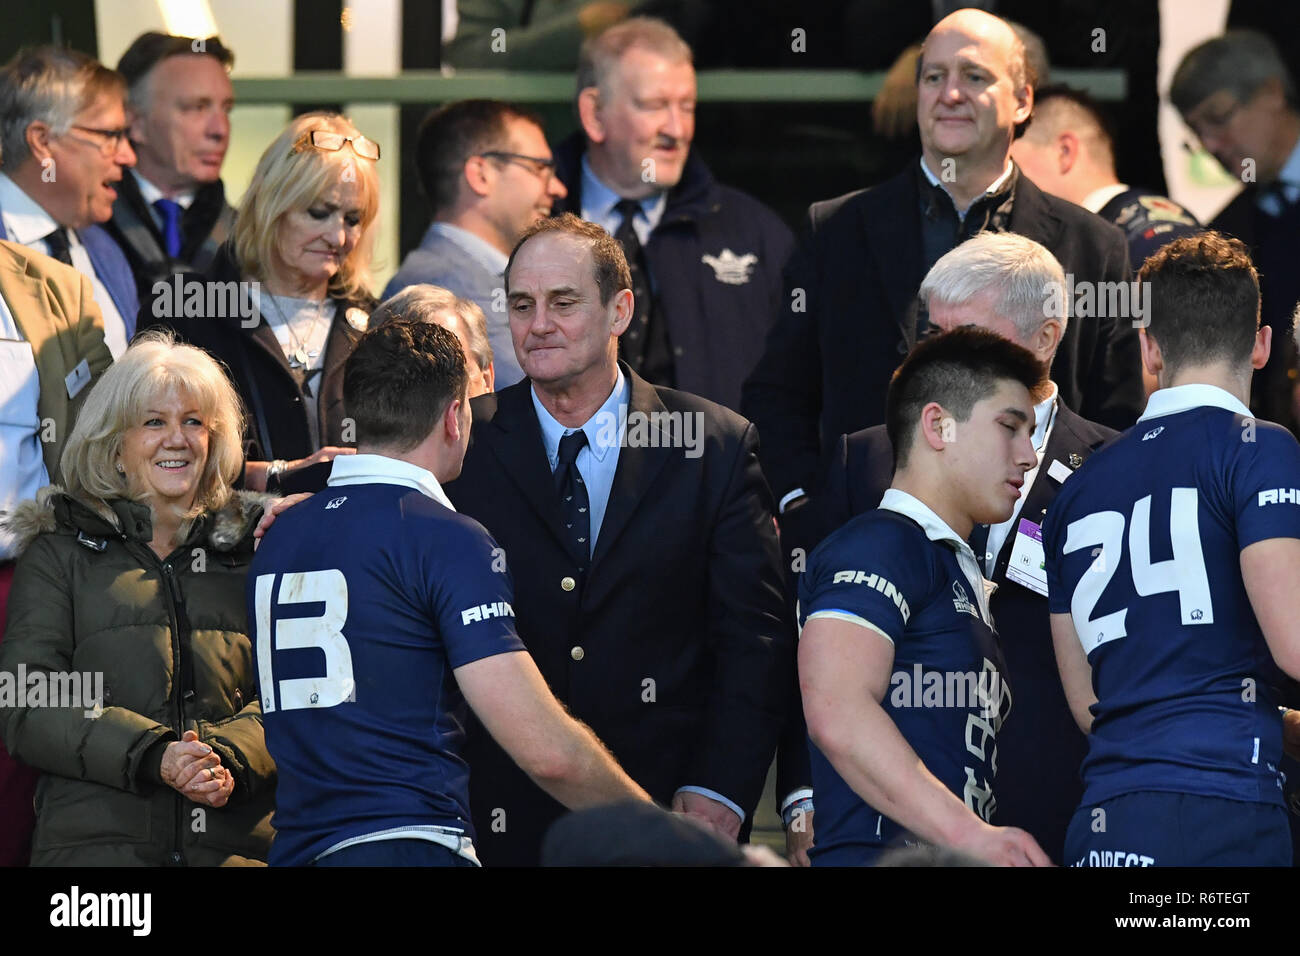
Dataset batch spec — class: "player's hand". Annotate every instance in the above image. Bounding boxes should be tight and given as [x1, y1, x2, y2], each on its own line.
[784, 809, 814, 866]
[671, 790, 742, 841]
[254, 493, 313, 545]
[953, 821, 1053, 867]
[1284, 708, 1300, 760]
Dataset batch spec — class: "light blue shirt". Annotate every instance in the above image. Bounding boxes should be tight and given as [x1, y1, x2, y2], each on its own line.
[579, 155, 667, 246]
[531, 368, 627, 553]
[530, 365, 746, 823]
[1258, 136, 1300, 216]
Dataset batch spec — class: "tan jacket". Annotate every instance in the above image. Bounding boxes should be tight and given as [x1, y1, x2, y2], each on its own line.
[0, 240, 113, 483]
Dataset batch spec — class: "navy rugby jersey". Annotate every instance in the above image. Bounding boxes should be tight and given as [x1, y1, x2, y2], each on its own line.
[1044, 384, 1300, 809]
[250, 454, 525, 866]
[799, 489, 1011, 865]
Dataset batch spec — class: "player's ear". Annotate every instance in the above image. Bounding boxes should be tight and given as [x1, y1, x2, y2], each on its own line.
[444, 396, 465, 443]
[919, 401, 952, 451]
[1138, 329, 1163, 379]
[1252, 323, 1272, 370]
[1058, 131, 1079, 174]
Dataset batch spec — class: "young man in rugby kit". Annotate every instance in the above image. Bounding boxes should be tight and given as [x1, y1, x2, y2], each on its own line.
[798, 327, 1052, 866]
[251, 321, 649, 866]
[1046, 233, 1300, 866]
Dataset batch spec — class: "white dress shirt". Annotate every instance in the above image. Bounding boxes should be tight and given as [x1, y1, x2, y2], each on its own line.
[0, 290, 48, 561]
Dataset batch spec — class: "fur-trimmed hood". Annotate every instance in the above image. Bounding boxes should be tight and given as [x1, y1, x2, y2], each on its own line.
[2, 486, 273, 559]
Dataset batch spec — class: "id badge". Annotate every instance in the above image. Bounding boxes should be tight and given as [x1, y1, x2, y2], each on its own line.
[1005, 518, 1049, 597]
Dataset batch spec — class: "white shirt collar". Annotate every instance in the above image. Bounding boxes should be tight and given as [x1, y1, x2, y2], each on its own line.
[131, 169, 195, 209]
[919, 156, 1015, 213]
[327, 453, 456, 511]
[1032, 382, 1059, 452]
[1137, 383, 1252, 422]
[0, 172, 62, 246]
[879, 487, 975, 554]
[1079, 183, 1129, 214]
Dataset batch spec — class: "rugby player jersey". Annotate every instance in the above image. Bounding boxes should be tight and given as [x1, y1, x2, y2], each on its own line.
[249, 454, 525, 866]
[1044, 384, 1300, 809]
[798, 489, 1011, 865]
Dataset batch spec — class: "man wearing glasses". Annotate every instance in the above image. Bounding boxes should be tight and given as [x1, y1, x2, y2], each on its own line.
[384, 99, 567, 388]
[0, 47, 139, 358]
[1172, 30, 1300, 434]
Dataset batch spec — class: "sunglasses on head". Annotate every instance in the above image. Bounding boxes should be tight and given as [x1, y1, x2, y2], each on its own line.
[294, 129, 381, 160]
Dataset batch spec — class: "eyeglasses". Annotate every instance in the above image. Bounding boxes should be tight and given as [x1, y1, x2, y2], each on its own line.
[66, 124, 131, 157]
[295, 129, 381, 160]
[479, 150, 556, 182]
[1184, 97, 1246, 147]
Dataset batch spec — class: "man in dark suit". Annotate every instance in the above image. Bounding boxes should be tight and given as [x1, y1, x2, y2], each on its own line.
[742, 8, 1140, 534]
[812, 232, 1116, 863]
[1171, 30, 1300, 433]
[445, 213, 792, 866]
[108, 32, 237, 302]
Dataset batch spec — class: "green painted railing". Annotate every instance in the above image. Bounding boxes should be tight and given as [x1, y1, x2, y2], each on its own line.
[231, 68, 1126, 104]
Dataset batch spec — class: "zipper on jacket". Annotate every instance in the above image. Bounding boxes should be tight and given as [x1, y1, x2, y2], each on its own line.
[124, 536, 190, 865]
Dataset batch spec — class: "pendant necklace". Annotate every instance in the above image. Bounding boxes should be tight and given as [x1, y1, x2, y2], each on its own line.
[267, 293, 327, 369]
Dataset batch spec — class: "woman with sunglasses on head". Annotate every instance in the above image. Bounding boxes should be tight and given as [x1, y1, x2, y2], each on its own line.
[139, 110, 382, 494]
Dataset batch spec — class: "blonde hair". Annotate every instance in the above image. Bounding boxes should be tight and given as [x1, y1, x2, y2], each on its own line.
[61, 330, 245, 525]
[233, 111, 381, 301]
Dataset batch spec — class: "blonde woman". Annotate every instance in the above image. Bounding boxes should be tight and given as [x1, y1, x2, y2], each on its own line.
[0, 331, 275, 865]
[141, 110, 382, 494]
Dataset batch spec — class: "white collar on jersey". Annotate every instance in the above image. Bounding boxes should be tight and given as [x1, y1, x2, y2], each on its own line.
[879, 488, 975, 555]
[1138, 383, 1252, 423]
[327, 453, 456, 511]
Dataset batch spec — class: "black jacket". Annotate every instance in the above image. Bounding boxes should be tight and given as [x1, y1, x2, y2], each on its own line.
[741, 163, 1141, 501]
[106, 172, 236, 302]
[552, 134, 795, 412]
[813, 402, 1117, 862]
[137, 246, 374, 473]
[445, 365, 794, 865]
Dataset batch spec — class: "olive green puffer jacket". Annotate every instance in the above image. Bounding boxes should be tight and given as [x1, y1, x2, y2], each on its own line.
[0, 488, 276, 866]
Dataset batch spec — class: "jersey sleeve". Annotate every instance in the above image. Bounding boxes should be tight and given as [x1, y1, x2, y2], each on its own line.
[1043, 492, 1074, 615]
[797, 516, 931, 644]
[432, 518, 527, 669]
[1233, 423, 1300, 549]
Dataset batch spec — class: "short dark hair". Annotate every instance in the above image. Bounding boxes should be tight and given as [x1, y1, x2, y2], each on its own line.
[887, 327, 1045, 468]
[116, 32, 234, 108]
[505, 213, 631, 306]
[1137, 232, 1260, 373]
[414, 99, 541, 215]
[343, 320, 468, 452]
[1030, 84, 1117, 157]
[1171, 30, 1296, 117]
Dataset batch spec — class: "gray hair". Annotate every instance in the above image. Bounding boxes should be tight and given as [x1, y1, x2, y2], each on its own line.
[576, 16, 692, 99]
[1171, 30, 1296, 116]
[919, 232, 1068, 342]
[0, 47, 126, 168]
[370, 285, 493, 372]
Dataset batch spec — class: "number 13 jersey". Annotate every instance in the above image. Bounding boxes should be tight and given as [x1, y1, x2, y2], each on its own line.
[1044, 384, 1300, 809]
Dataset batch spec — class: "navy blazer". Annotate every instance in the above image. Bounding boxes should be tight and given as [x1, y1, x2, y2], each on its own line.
[742, 163, 1140, 501]
[813, 401, 1117, 863]
[445, 365, 794, 865]
[0, 216, 139, 338]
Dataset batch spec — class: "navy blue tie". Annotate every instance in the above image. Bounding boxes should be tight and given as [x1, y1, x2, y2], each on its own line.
[43, 227, 72, 266]
[970, 522, 991, 573]
[555, 430, 591, 570]
[154, 198, 183, 257]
